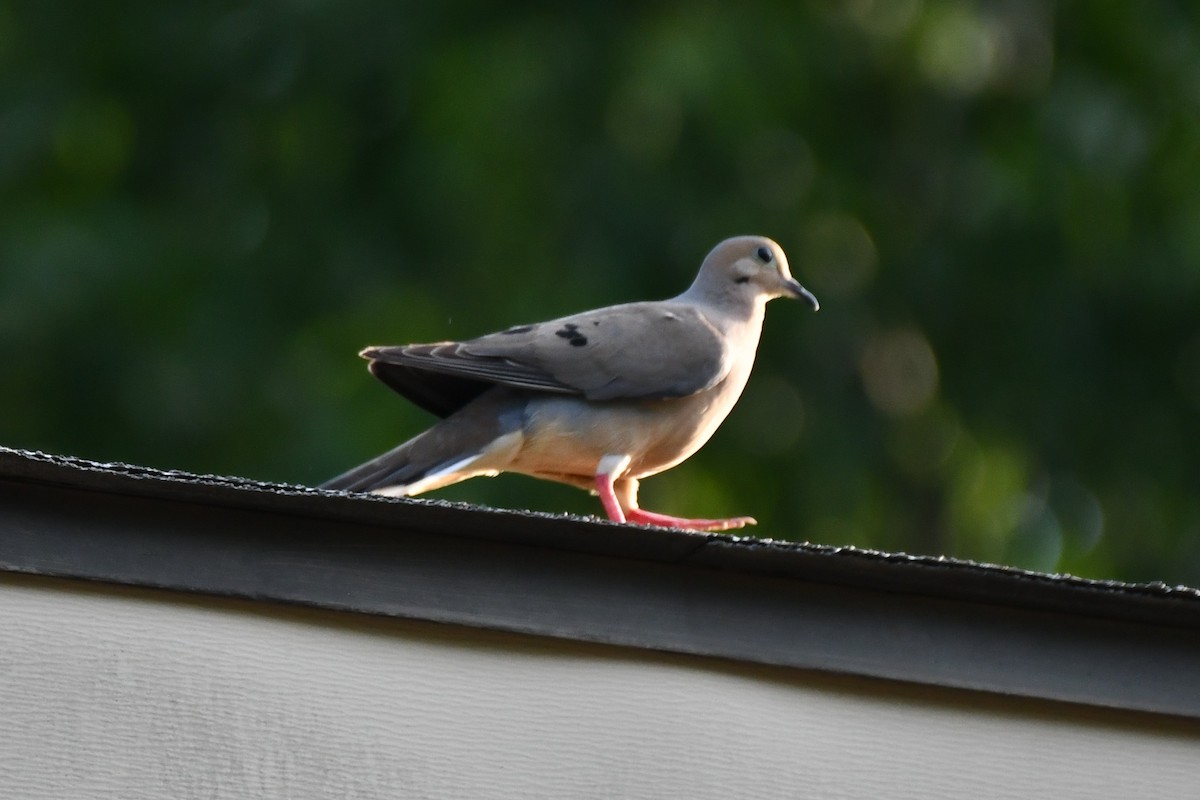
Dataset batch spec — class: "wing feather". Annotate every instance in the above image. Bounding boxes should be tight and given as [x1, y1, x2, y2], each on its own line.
[363, 301, 730, 406]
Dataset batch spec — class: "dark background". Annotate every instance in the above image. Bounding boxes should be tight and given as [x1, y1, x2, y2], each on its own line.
[3, 1, 1198, 584]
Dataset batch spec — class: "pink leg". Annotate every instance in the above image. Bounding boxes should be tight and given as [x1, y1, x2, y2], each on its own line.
[594, 471, 626, 523]
[594, 457, 755, 531]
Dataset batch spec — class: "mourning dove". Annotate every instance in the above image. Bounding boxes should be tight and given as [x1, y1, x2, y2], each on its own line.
[322, 235, 818, 531]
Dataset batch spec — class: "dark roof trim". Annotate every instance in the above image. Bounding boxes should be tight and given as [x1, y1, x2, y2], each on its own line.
[2, 447, 1199, 720]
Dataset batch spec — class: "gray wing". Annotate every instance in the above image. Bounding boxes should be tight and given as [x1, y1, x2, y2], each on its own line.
[363, 301, 731, 403]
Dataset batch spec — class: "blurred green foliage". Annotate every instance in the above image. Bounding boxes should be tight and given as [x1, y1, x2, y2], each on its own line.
[2, 1, 1198, 585]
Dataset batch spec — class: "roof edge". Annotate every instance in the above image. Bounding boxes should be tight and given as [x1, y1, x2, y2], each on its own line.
[1, 446, 1198, 630]
[3, 446, 1200, 720]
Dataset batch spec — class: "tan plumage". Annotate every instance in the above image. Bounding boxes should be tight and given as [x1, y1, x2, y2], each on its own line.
[322, 235, 818, 530]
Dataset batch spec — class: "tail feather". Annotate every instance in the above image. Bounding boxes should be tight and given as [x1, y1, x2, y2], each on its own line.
[320, 438, 431, 493]
[320, 386, 525, 495]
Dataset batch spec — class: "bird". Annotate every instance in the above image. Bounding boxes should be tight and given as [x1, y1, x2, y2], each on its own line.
[322, 235, 818, 531]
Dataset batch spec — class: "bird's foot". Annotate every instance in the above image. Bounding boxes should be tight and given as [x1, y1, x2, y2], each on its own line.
[623, 509, 757, 532]
[593, 462, 756, 531]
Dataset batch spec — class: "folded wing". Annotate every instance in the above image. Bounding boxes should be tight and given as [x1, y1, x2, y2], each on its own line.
[364, 301, 730, 416]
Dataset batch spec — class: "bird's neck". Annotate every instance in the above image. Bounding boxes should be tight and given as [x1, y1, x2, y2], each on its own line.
[721, 302, 766, 351]
[678, 282, 766, 327]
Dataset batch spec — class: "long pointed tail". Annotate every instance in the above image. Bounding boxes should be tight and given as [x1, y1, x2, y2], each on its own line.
[320, 387, 525, 496]
[320, 438, 428, 493]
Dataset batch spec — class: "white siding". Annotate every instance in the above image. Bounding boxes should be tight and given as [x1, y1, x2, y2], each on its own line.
[1, 576, 1196, 800]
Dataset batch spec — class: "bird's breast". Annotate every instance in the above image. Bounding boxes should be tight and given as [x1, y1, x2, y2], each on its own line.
[513, 372, 750, 482]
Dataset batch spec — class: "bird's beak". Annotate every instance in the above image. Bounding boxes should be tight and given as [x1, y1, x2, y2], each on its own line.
[783, 278, 820, 311]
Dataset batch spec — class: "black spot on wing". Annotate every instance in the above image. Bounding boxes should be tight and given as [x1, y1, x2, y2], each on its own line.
[555, 323, 588, 347]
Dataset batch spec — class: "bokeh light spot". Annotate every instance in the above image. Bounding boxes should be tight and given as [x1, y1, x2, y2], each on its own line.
[915, 5, 1002, 95]
[53, 97, 134, 189]
[844, 0, 923, 40]
[606, 81, 682, 163]
[1044, 73, 1153, 179]
[728, 374, 805, 457]
[738, 129, 815, 211]
[800, 212, 877, 297]
[947, 437, 1030, 558]
[859, 328, 939, 416]
[889, 403, 960, 482]
[1008, 489, 1064, 571]
[1053, 475, 1105, 555]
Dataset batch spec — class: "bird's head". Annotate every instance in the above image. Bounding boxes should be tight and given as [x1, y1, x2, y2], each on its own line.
[692, 235, 820, 311]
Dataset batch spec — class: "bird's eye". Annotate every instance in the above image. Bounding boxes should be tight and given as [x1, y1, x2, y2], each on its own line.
[755, 246, 773, 263]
